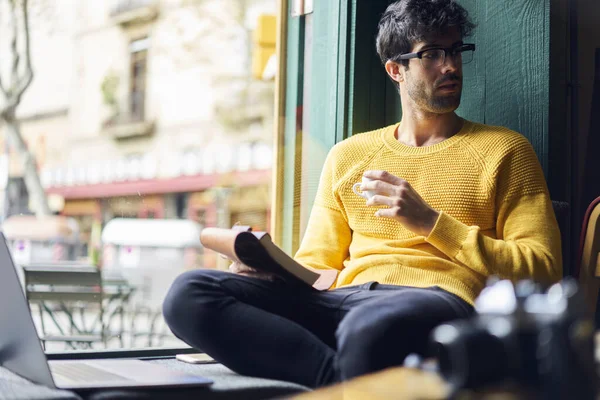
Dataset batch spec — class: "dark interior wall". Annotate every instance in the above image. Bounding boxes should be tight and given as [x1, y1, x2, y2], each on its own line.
[457, 0, 553, 177]
[548, 0, 570, 203]
[577, 0, 600, 153]
[577, 0, 600, 212]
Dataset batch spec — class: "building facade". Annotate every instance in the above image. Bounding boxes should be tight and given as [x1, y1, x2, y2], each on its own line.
[1, 0, 276, 263]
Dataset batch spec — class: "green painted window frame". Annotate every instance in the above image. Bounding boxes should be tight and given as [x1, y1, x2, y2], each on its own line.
[277, 0, 354, 254]
[276, 0, 401, 253]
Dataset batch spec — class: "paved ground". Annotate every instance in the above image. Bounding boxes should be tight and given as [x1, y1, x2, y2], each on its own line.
[30, 304, 186, 352]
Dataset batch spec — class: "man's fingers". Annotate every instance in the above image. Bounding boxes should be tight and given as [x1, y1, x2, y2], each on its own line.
[366, 196, 403, 217]
[374, 207, 401, 218]
[229, 262, 256, 274]
[363, 170, 404, 185]
[367, 195, 396, 207]
[361, 180, 399, 196]
[238, 271, 277, 281]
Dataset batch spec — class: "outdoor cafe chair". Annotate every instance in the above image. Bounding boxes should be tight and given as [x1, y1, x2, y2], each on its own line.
[22, 264, 131, 350]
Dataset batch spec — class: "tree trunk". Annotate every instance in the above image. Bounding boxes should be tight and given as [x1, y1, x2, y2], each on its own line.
[3, 114, 51, 216]
[0, 0, 49, 217]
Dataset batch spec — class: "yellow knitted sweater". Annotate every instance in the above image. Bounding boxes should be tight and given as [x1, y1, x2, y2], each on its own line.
[294, 120, 562, 304]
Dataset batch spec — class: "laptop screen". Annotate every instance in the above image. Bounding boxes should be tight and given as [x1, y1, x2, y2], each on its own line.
[0, 233, 55, 388]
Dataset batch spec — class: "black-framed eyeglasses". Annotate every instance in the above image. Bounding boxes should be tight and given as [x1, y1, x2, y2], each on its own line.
[394, 43, 476, 68]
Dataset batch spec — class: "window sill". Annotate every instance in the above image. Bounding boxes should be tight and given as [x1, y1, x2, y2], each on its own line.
[102, 119, 155, 140]
[110, 1, 159, 27]
[46, 346, 197, 361]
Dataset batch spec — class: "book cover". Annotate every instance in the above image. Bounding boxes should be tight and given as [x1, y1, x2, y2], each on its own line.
[199, 227, 337, 290]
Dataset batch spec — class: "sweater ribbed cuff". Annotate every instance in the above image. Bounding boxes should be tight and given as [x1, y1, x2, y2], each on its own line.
[426, 211, 471, 259]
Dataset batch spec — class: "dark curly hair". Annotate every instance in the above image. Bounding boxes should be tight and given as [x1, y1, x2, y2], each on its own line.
[376, 0, 475, 67]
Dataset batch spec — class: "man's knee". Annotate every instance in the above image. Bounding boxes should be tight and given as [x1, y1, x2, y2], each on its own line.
[162, 269, 225, 333]
[335, 304, 431, 379]
[336, 306, 402, 357]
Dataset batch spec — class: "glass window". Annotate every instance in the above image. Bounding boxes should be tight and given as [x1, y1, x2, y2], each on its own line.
[0, 0, 278, 352]
[129, 37, 149, 122]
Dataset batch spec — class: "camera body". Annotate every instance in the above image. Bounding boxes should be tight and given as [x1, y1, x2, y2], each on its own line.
[431, 278, 597, 399]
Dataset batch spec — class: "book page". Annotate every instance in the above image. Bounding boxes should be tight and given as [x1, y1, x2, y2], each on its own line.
[258, 236, 319, 284]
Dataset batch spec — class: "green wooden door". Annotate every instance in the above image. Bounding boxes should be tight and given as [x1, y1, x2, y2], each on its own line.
[280, 0, 354, 254]
[349, 0, 402, 135]
[279, 2, 305, 253]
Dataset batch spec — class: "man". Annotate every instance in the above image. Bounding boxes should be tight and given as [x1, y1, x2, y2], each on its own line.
[163, 0, 562, 389]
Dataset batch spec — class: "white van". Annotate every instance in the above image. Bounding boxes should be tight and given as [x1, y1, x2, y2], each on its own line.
[101, 218, 203, 310]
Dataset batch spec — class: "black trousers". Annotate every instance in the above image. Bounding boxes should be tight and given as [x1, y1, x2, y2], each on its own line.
[162, 269, 473, 388]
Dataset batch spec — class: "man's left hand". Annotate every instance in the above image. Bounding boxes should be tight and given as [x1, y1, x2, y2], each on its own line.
[361, 170, 440, 236]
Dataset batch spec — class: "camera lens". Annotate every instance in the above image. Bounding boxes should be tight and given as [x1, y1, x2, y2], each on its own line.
[431, 319, 513, 388]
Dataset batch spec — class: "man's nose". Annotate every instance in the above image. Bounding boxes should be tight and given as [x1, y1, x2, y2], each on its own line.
[441, 54, 460, 74]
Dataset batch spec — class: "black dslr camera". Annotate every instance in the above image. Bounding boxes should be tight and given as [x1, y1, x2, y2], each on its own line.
[430, 278, 597, 399]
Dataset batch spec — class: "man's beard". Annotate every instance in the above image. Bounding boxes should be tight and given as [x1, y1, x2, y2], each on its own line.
[406, 76, 462, 113]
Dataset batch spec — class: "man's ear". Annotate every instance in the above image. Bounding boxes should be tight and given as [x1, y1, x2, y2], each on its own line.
[385, 60, 404, 83]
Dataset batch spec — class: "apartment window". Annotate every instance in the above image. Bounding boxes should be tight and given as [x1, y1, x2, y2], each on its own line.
[129, 37, 149, 122]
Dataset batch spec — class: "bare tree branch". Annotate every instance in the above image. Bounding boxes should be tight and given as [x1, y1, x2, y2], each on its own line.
[0, 1, 6, 96]
[15, 0, 33, 99]
[0, 73, 6, 100]
[9, 0, 20, 93]
[0, 0, 50, 216]
[0, 73, 5, 97]
[0, 0, 34, 117]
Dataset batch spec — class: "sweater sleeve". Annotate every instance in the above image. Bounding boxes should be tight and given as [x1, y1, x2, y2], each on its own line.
[425, 138, 562, 284]
[294, 146, 352, 272]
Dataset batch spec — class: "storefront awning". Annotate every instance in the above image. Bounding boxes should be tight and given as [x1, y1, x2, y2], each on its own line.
[101, 218, 202, 248]
[2, 215, 79, 243]
[47, 169, 271, 200]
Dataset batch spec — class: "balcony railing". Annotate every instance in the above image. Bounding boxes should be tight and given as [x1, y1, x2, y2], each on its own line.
[110, 0, 158, 26]
[102, 114, 155, 140]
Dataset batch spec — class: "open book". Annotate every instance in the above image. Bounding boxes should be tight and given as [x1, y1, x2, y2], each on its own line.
[199, 227, 338, 290]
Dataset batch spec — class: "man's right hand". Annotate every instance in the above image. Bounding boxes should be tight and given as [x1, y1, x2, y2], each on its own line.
[229, 261, 277, 281]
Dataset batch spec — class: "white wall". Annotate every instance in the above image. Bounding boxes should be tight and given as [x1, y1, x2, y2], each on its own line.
[3, 0, 276, 177]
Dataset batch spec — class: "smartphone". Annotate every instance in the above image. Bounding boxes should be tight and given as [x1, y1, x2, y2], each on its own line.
[175, 353, 217, 364]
